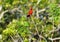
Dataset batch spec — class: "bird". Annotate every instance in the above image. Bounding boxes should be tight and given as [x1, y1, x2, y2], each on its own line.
[27, 6, 33, 17]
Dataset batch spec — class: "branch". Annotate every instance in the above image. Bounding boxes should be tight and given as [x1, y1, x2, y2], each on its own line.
[48, 28, 60, 35]
[0, 5, 2, 12]
[39, 35, 47, 42]
[0, 10, 8, 20]
[29, 35, 32, 42]
[10, 35, 15, 42]
[11, 8, 23, 13]
[0, 7, 23, 21]
[17, 34, 23, 42]
[38, 8, 46, 13]
[37, 0, 41, 5]
[36, 8, 39, 18]
[33, 0, 41, 9]
[49, 37, 60, 41]
[16, 31, 23, 42]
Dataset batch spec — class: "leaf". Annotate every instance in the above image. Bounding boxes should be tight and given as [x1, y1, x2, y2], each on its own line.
[24, 21, 29, 26]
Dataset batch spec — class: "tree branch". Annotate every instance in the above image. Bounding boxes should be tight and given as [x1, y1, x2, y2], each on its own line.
[37, 0, 41, 5]
[36, 8, 39, 18]
[48, 27, 60, 35]
[0, 10, 9, 20]
[11, 8, 23, 14]
[38, 8, 46, 13]
[49, 37, 60, 40]
[0, 8, 23, 21]
[10, 35, 15, 42]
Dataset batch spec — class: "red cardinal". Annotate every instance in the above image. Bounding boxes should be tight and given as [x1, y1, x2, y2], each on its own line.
[27, 6, 33, 17]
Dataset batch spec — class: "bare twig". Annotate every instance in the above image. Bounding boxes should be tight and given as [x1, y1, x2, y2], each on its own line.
[39, 35, 47, 42]
[38, 8, 46, 13]
[49, 37, 60, 40]
[0, 10, 8, 20]
[10, 35, 15, 42]
[36, 8, 39, 18]
[0, 7, 23, 21]
[37, 0, 41, 5]
[11, 8, 23, 13]
[0, 5, 2, 12]
[29, 35, 32, 42]
[48, 27, 60, 35]
[17, 33, 23, 42]
[16, 30, 23, 42]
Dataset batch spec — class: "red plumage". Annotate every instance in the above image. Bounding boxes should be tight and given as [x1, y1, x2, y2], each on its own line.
[27, 6, 33, 17]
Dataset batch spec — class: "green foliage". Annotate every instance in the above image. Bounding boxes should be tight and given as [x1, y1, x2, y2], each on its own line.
[17, 16, 30, 27]
[17, 16, 30, 37]
[0, 0, 60, 42]
[3, 20, 17, 36]
[24, 38, 29, 42]
[48, 3, 60, 25]
[0, 27, 3, 34]
[17, 27, 30, 37]
[3, 27, 16, 36]
[48, 3, 60, 16]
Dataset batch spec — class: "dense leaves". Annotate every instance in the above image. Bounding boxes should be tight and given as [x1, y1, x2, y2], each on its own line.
[0, 0, 60, 42]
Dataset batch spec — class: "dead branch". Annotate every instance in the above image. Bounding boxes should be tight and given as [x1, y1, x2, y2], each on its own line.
[11, 8, 23, 13]
[38, 8, 46, 13]
[0, 10, 9, 20]
[36, 8, 39, 18]
[37, 0, 41, 5]
[48, 27, 60, 35]
[49, 37, 60, 41]
[10, 35, 15, 42]
[0, 8, 23, 21]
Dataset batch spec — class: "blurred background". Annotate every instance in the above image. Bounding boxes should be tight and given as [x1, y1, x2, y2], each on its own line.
[0, 0, 60, 42]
